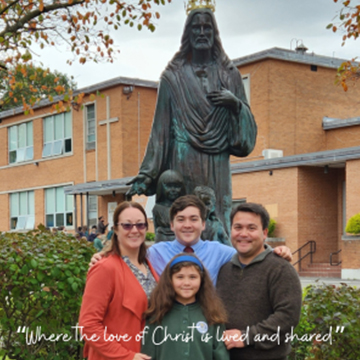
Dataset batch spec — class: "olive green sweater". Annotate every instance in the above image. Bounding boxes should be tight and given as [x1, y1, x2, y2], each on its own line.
[216, 248, 302, 360]
[141, 302, 229, 360]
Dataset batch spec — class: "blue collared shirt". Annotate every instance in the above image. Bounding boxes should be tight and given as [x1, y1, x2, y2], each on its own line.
[147, 239, 236, 285]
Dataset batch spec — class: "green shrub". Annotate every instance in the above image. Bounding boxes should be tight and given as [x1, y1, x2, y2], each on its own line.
[0, 227, 95, 360]
[345, 213, 360, 234]
[146, 232, 155, 241]
[267, 218, 276, 237]
[289, 283, 360, 360]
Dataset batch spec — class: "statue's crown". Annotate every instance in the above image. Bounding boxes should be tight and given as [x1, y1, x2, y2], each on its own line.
[184, 0, 216, 15]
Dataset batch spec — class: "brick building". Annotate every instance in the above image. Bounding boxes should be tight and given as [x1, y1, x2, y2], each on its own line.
[230, 48, 360, 279]
[0, 76, 158, 232]
[0, 47, 359, 278]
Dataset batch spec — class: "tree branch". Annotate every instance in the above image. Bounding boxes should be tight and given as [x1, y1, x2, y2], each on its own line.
[0, 0, 85, 39]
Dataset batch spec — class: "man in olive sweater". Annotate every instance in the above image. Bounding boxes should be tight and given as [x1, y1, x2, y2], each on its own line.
[216, 203, 302, 360]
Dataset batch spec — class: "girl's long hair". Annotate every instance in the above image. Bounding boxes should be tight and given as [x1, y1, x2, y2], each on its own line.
[144, 253, 227, 325]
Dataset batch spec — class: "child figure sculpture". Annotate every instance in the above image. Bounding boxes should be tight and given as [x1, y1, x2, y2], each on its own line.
[194, 186, 230, 245]
[153, 170, 186, 242]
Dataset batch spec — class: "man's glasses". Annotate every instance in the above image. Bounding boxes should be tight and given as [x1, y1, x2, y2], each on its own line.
[119, 223, 147, 231]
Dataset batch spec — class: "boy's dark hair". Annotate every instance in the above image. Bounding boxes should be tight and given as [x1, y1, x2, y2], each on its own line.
[169, 195, 207, 222]
[144, 253, 227, 325]
[230, 202, 270, 230]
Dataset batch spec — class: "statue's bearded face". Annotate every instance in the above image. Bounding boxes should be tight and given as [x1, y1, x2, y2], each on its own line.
[190, 13, 214, 51]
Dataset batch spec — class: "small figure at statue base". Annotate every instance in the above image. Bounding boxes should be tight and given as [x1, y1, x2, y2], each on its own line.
[152, 170, 186, 242]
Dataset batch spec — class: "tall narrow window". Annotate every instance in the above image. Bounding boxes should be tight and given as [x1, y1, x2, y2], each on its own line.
[88, 195, 98, 227]
[8, 122, 33, 164]
[242, 75, 250, 104]
[10, 191, 35, 230]
[45, 186, 73, 228]
[42, 112, 72, 157]
[86, 104, 96, 150]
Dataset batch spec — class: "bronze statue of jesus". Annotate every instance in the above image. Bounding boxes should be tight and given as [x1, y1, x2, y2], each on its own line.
[127, 8, 257, 234]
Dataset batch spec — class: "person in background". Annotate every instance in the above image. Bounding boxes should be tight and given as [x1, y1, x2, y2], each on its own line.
[87, 225, 97, 242]
[93, 233, 104, 252]
[82, 225, 89, 238]
[97, 216, 109, 235]
[107, 226, 114, 241]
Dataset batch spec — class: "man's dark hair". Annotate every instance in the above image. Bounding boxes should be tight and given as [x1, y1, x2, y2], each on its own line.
[91, 225, 97, 230]
[98, 216, 103, 221]
[170, 195, 207, 222]
[230, 203, 270, 230]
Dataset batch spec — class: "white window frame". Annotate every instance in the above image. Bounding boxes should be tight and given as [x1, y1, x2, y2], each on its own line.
[242, 74, 250, 104]
[8, 122, 34, 164]
[42, 112, 72, 158]
[88, 195, 98, 227]
[86, 103, 96, 150]
[10, 191, 35, 230]
[45, 186, 73, 228]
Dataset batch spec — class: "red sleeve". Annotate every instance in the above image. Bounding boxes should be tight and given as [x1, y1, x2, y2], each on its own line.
[79, 259, 136, 360]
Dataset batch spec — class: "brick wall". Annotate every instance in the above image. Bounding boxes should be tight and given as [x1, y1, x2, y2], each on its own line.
[342, 239, 360, 270]
[346, 159, 360, 221]
[232, 167, 299, 252]
[297, 166, 341, 263]
[234, 59, 360, 164]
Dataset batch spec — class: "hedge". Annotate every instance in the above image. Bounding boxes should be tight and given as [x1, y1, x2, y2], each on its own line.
[289, 283, 360, 359]
[0, 227, 95, 360]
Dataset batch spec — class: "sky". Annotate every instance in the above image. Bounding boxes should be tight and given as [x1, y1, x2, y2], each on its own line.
[35, 0, 359, 89]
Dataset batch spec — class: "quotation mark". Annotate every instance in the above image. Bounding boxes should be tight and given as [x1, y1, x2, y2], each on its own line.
[335, 326, 345, 333]
[17, 326, 27, 333]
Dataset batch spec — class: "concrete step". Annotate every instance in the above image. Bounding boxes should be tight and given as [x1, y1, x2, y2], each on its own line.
[298, 270, 341, 278]
[306, 263, 340, 270]
[298, 262, 341, 278]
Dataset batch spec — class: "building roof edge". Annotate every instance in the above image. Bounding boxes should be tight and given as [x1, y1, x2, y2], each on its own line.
[232, 47, 349, 69]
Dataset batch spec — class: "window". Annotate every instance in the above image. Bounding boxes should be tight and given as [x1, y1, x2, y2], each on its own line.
[86, 104, 96, 150]
[88, 195, 98, 227]
[45, 187, 73, 227]
[10, 191, 35, 230]
[242, 75, 250, 104]
[42, 112, 72, 157]
[8, 122, 33, 164]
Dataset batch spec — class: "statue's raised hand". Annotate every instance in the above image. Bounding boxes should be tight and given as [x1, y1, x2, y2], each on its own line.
[126, 174, 153, 196]
[207, 87, 241, 112]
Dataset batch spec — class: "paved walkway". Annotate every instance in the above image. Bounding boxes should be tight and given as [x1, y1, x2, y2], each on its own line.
[300, 276, 360, 288]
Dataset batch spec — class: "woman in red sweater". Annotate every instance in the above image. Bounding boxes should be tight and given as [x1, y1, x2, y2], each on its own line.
[79, 202, 159, 360]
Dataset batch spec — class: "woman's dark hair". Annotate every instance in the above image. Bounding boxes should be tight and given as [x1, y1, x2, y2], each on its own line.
[103, 201, 148, 264]
[144, 253, 227, 325]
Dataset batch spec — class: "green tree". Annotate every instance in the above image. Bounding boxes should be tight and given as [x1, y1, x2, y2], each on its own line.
[0, 64, 77, 111]
[328, 0, 360, 91]
[0, 0, 171, 112]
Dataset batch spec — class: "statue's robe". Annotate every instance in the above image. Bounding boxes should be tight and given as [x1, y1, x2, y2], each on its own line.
[139, 61, 257, 233]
